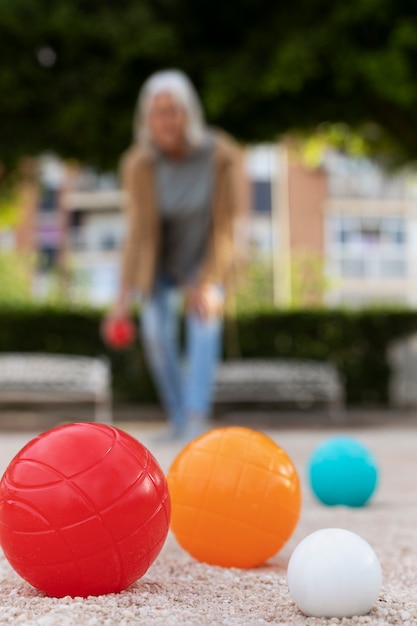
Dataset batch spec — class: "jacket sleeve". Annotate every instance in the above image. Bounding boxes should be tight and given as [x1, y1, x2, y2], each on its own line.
[118, 148, 158, 296]
[118, 149, 143, 293]
[200, 135, 249, 288]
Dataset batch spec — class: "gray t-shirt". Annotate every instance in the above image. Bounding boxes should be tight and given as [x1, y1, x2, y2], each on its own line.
[154, 133, 215, 285]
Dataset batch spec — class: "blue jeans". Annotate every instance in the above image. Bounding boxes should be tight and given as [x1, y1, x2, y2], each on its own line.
[140, 279, 223, 433]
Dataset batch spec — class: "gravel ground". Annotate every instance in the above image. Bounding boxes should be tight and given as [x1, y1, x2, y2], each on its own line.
[0, 414, 416, 625]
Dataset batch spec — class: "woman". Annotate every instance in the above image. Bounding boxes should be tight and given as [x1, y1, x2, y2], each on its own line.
[110, 69, 245, 441]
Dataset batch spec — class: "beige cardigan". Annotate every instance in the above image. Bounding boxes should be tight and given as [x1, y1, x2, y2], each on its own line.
[119, 131, 245, 297]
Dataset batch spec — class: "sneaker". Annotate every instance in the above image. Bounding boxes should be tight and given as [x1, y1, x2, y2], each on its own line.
[182, 420, 210, 443]
[151, 426, 185, 444]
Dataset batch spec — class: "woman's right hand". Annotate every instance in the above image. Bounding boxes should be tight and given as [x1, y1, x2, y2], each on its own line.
[107, 300, 129, 321]
[101, 292, 131, 337]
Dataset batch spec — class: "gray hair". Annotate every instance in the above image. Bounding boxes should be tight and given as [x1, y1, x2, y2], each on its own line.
[134, 69, 207, 149]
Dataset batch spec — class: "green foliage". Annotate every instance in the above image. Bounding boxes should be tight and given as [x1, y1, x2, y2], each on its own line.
[235, 256, 274, 312]
[0, 189, 20, 228]
[289, 252, 328, 308]
[2, 0, 417, 168]
[295, 124, 371, 168]
[0, 251, 35, 305]
[1, 305, 417, 406]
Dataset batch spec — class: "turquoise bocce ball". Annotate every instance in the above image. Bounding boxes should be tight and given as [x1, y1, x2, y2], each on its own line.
[308, 436, 379, 507]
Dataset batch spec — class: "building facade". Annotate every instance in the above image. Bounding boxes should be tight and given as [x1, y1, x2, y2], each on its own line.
[5, 146, 417, 309]
[275, 145, 417, 309]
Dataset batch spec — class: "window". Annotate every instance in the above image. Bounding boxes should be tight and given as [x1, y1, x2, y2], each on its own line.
[326, 215, 406, 278]
[252, 181, 272, 213]
[38, 247, 58, 270]
[100, 234, 118, 251]
[39, 186, 59, 213]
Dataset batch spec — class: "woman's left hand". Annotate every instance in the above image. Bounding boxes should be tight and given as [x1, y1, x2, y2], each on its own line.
[186, 284, 224, 320]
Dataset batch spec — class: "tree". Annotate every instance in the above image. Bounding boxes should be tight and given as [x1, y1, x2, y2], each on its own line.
[2, 0, 417, 169]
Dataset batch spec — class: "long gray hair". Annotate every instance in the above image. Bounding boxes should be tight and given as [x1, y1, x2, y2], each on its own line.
[134, 69, 207, 149]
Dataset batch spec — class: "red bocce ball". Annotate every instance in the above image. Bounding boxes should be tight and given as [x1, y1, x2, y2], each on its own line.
[102, 317, 136, 350]
[0, 423, 170, 597]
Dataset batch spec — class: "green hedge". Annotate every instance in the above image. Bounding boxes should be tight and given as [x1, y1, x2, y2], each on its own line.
[234, 309, 417, 405]
[0, 306, 157, 404]
[1, 305, 417, 406]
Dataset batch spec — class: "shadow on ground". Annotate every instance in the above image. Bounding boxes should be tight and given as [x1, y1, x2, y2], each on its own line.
[0, 403, 416, 432]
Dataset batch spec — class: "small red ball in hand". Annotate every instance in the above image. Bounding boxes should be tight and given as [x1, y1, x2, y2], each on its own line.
[102, 317, 136, 350]
[0, 423, 170, 597]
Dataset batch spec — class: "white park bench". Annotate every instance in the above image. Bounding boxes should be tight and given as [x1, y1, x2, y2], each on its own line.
[214, 358, 345, 421]
[0, 353, 112, 424]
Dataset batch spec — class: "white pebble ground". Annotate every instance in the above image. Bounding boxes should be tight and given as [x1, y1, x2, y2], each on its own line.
[0, 419, 416, 625]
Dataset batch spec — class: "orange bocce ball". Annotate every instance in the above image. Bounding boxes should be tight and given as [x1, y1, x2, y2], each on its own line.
[167, 427, 301, 568]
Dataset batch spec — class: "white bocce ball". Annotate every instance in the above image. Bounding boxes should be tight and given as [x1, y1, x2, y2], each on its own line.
[287, 528, 382, 618]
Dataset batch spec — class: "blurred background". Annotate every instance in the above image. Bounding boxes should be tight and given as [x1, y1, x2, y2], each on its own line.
[2, 0, 417, 413]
